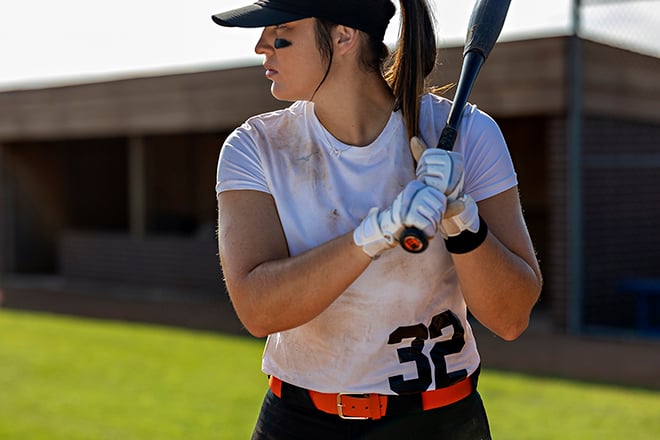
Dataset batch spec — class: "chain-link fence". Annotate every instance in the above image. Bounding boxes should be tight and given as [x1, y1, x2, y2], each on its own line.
[580, 0, 660, 57]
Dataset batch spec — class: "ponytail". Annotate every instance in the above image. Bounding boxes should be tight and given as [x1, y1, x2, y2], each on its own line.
[385, 0, 437, 141]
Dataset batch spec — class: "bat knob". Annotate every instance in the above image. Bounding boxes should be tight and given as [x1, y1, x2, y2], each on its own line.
[400, 227, 429, 253]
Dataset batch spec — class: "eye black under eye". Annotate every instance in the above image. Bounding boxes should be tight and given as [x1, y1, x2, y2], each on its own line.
[274, 38, 292, 49]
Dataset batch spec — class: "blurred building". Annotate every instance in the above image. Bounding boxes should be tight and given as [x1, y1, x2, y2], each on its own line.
[0, 36, 658, 335]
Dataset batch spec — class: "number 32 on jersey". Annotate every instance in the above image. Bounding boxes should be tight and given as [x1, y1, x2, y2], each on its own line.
[387, 310, 467, 394]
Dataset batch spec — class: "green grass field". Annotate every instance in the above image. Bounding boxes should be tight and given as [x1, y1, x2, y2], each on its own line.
[1, 309, 659, 439]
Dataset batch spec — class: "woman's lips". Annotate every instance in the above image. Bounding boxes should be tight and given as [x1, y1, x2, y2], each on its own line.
[264, 65, 278, 78]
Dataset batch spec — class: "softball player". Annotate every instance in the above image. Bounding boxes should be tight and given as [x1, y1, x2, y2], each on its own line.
[213, 1, 542, 438]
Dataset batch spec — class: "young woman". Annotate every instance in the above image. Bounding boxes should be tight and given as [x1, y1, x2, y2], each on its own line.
[213, 1, 542, 438]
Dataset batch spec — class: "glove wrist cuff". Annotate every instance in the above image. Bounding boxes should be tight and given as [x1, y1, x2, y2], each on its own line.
[353, 208, 395, 258]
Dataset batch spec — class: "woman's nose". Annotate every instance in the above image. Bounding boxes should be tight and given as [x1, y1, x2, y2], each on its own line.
[255, 28, 273, 55]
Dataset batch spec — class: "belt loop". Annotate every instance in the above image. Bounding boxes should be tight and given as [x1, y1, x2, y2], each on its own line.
[369, 394, 385, 420]
[268, 376, 282, 398]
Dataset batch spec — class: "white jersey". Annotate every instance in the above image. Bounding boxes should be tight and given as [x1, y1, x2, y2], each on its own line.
[216, 93, 517, 395]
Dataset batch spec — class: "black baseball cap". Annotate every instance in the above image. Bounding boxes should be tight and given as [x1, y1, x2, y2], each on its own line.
[212, 0, 396, 42]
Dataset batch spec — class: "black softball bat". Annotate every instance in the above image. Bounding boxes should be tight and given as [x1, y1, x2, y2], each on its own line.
[400, 0, 512, 254]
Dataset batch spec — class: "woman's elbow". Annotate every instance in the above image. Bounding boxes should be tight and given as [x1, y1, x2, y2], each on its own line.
[229, 297, 272, 338]
[497, 316, 530, 341]
[243, 324, 270, 339]
[497, 286, 541, 341]
[224, 282, 271, 338]
[232, 307, 270, 338]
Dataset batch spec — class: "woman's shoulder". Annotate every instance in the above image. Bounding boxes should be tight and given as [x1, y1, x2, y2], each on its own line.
[421, 92, 492, 122]
[421, 91, 450, 105]
[421, 93, 501, 138]
[239, 100, 308, 134]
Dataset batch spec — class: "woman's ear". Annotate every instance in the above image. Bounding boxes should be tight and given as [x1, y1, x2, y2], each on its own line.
[333, 25, 360, 55]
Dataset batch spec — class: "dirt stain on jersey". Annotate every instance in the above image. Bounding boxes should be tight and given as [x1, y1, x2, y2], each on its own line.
[266, 111, 330, 195]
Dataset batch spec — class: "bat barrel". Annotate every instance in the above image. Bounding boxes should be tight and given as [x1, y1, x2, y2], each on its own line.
[464, 0, 511, 59]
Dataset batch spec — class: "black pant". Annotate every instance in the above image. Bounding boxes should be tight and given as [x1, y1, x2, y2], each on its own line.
[251, 388, 492, 440]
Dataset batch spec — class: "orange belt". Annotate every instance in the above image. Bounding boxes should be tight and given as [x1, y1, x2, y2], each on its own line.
[268, 375, 473, 420]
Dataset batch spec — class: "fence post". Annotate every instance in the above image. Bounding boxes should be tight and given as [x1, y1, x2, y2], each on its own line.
[567, 0, 584, 334]
[129, 136, 147, 239]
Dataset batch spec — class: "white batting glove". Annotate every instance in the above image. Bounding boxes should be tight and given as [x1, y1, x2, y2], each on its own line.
[411, 136, 464, 200]
[410, 137, 481, 239]
[441, 193, 480, 237]
[354, 180, 447, 258]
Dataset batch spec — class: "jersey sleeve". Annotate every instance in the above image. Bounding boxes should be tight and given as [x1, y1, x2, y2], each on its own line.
[460, 106, 517, 203]
[215, 124, 270, 196]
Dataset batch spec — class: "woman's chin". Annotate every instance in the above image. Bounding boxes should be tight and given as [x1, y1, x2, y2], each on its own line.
[270, 86, 300, 103]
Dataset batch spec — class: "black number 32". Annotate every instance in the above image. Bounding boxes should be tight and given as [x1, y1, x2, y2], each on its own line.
[387, 310, 467, 394]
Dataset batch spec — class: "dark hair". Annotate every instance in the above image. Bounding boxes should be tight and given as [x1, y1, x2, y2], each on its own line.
[312, 19, 336, 101]
[313, 18, 390, 78]
[313, 1, 437, 140]
[385, 0, 437, 140]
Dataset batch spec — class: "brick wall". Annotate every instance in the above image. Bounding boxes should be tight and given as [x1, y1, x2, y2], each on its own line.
[547, 117, 570, 330]
[582, 117, 660, 328]
[544, 115, 660, 331]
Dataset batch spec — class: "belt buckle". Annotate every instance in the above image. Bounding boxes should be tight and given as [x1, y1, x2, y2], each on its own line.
[336, 393, 371, 420]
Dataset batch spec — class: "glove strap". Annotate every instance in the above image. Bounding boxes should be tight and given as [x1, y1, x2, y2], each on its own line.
[444, 216, 488, 254]
[353, 208, 395, 258]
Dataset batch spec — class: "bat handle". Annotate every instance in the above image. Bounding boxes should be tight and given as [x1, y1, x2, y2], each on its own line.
[400, 227, 429, 253]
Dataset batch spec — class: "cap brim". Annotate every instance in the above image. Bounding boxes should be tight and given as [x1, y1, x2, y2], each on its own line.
[212, 4, 307, 28]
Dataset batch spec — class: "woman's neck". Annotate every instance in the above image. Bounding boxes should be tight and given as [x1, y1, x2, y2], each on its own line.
[312, 73, 395, 147]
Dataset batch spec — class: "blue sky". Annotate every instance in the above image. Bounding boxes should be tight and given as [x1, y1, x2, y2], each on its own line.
[1, 0, 656, 91]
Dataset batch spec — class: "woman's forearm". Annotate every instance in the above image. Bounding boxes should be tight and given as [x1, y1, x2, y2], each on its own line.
[221, 230, 371, 338]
